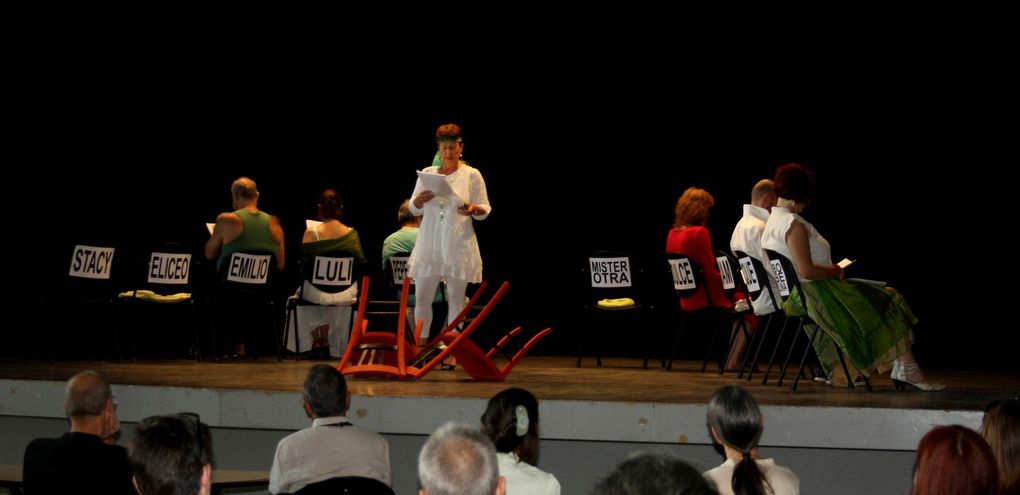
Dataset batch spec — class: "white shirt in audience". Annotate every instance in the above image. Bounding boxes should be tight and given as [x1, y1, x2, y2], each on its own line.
[704, 458, 799, 495]
[497, 451, 560, 495]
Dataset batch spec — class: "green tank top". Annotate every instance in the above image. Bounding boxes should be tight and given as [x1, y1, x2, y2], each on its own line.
[217, 210, 279, 270]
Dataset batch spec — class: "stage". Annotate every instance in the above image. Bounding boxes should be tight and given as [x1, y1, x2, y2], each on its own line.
[1, 356, 1010, 451]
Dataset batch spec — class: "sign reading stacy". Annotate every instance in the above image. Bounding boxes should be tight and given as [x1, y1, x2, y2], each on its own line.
[227, 253, 271, 284]
[69, 245, 115, 280]
[312, 256, 353, 287]
[148, 252, 191, 284]
[668, 257, 696, 291]
[590, 257, 632, 288]
[389, 256, 410, 285]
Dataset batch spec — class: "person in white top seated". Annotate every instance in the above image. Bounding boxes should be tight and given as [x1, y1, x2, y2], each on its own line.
[760, 163, 942, 390]
[726, 178, 780, 371]
[704, 385, 799, 495]
[269, 364, 390, 494]
[480, 388, 561, 495]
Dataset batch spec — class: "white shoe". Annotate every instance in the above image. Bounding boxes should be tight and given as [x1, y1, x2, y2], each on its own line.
[890, 361, 945, 391]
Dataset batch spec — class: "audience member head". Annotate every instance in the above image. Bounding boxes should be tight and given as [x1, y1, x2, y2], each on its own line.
[773, 163, 815, 206]
[317, 188, 345, 221]
[398, 199, 419, 227]
[673, 187, 715, 229]
[981, 398, 1020, 494]
[64, 370, 119, 440]
[592, 452, 718, 495]
[302, 364, 349, 419]
[480, 387, 541, 465]
[750, 179, 777, 211]
[912, 424, 999, 495]
[707, 385, 770, 495]
[129, 413, 214, 495]
[418, 421, 504, 495]
[230, 176, 258, 207]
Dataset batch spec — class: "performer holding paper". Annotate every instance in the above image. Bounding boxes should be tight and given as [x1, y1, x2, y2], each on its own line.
[408, 123, 491, 336]
[761, 163, 943, 390]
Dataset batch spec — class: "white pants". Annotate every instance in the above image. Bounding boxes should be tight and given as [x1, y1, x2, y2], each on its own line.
[414, 275, 467, 343]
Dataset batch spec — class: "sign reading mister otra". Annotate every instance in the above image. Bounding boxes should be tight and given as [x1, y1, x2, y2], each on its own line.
[590, 256, 632, 288]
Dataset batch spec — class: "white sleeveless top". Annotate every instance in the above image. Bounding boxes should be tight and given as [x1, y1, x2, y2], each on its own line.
[760, 207, 832, 281]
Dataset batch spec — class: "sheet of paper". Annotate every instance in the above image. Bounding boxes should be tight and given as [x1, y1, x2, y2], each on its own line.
[206, 223, 215, 236]
[416, 170, 457, 200]
[837, 258, 855, 269]
[305, 219, 322, 230]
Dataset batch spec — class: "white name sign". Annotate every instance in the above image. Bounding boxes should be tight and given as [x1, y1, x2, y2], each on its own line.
[148, 252, 191, 284]
[69, 245, 115, 280]
[312, 256, 353, 287]
[668, 257, 696, 291]
[738, 256, 760, 292]
[227, 253, 271, 284]
[769, 259, 790, 297]
[589, 257, 632, 288]
[716, 256, 736, 290]
[389, 256, 410, 285]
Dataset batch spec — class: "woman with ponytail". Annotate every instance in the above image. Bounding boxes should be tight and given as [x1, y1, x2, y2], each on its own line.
[480, 388, 560, 495]
[704, 385, 799, 495]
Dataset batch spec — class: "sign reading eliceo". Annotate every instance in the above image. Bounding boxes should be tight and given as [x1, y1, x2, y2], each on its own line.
[148, 252, 192, 284]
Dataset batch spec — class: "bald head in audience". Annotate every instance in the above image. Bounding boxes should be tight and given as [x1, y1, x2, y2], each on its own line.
[418, 422, 506, 495]
[65, 370, 121, 443]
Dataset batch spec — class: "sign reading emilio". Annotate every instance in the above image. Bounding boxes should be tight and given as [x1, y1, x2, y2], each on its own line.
[227, 253, 271, 284]
[148, 252, 192, 284]
[312, 256, 354, 286]
[590, 257, 632, 288]
[69, 245, 115, 280]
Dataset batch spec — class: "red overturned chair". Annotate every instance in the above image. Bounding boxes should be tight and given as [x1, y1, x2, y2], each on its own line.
[337, 277, 551, 381]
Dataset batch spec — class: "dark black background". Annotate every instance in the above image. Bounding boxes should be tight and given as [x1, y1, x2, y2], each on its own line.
[4, 43, 1010, 369]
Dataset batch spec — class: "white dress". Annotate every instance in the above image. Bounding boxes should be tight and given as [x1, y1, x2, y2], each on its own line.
[760, 206, 832, 281]
[408, 163, 491, 283]
[496, 452, 561, 495]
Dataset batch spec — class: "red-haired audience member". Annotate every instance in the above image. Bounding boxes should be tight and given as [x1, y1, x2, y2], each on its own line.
[981, 399, 1020, 495]
[704, 385, 799, 495]
[760, 163, 943, 390]
[481, 388, 561, 495]
[592, 452, 718, 495]
[22, 370, 135, 495]
[418, 422, 505, 495]
[912, 425, 1000, 495]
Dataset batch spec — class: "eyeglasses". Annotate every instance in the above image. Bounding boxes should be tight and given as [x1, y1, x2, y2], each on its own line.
[178, 412, 205, 462]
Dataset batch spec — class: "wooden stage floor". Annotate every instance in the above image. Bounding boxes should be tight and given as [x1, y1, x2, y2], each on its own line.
[1, 356, 1015, 412]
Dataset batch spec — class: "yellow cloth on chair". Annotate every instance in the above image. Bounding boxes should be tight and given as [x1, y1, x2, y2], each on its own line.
[118, 289, 191, 303]
[597, 297, 635, 308]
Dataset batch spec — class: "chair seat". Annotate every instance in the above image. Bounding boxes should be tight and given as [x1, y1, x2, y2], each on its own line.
[596, 297, 636, 308]
[119, 290, 192, 303]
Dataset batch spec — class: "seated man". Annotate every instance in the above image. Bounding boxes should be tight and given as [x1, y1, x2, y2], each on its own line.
[418, 422, 505, 495]
[269, 365, 390, 494]
[128, 413, 214, 495]
[23, 370, 135, 494]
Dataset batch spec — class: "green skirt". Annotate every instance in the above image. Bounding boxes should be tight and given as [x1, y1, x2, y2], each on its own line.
[784, 279, 915, 381]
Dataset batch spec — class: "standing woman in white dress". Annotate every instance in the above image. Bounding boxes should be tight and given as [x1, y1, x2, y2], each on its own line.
[408, 123, 491, 335]
[481, 388, 561, 495]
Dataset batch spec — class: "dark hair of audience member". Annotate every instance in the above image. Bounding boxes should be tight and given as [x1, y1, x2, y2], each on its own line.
[592, 452, 718, 495]
[480, 387, 541, 465]
[303, 364, 348, 417]
[707, 385, 771, 495]
[912, 424, 1000, 495]
[129, 414, 214, 495]
[773, 163, 816, 204]
[981, 398, 1020, 494]
[317, 188, 344, 221]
